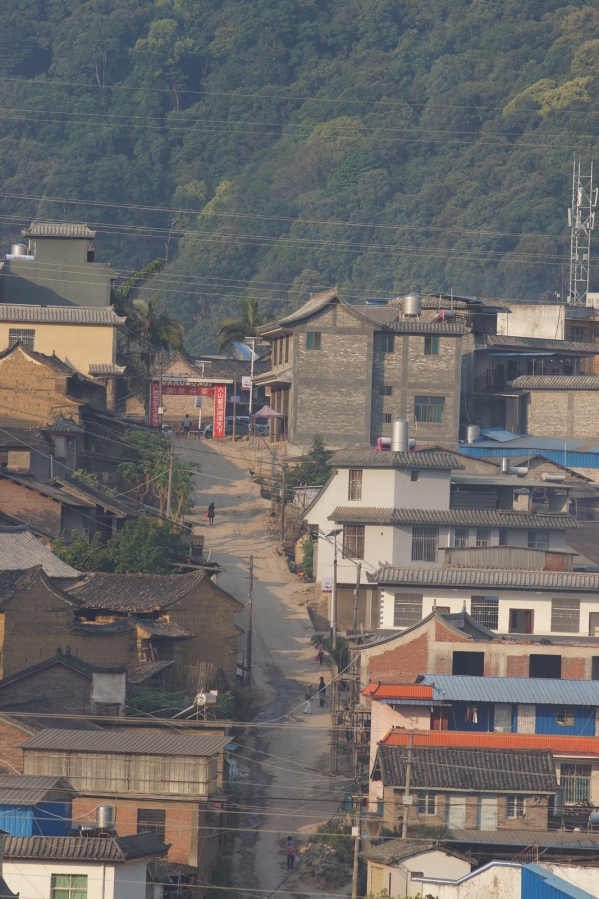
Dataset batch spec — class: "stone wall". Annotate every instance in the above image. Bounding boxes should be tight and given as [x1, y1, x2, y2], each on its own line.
[0, 345, 80, 426]
[525, 389, 599, 438]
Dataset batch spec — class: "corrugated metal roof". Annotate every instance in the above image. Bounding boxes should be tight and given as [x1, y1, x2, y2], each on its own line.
[0, 775, 72, 805]
[524, 864, 599, 899]
[468, 436, 587, 451]
[446, 829, 599, 848]
[377, 744, 556, 792]
[22, 728, 229, 758]
[4, 832, 168, 861]
[330, 506, 581, 529]
[22, 222, 96, 239]
[486, 334, 599, 353]
[479, 428, 521, 442]
[462, 446, 599, 469]
[0, 305, 124, 325]
[418, 674, 599, 705]
[381, 730, 599, 756]
[0, 529, 79, 577]
[450, 474, 548, 487]
[374, 565, 599, 590]
[512, 376, 599, 389]
[330, 451, 461, 470]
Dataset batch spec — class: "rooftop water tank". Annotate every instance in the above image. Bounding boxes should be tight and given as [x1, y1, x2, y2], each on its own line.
[391, 419, 409, 453]
[403, 293, 422, 317]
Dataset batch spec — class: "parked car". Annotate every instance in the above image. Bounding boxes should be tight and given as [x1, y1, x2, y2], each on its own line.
[203, 416, 270, 438]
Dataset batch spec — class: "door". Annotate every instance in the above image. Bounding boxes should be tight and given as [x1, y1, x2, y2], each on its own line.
[477, 795, 498, 831]
[507, 359, 518, 382]
[446, 793, 466, 829]
[517, 704, 536, 734]
[370, 865, 384, 894]
[494, 703, 512, 733]
[509, 609, 534, 634]
[590, 613, 599, 637]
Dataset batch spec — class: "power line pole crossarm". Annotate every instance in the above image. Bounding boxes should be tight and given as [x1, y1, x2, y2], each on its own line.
[401, 731, 414, 839]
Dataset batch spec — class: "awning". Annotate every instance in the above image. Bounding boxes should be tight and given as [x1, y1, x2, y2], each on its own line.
[488, 351, 559, 357]
[252, 405, 285, 419]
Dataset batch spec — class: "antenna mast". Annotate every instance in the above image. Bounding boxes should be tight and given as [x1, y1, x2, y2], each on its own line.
[568, 157, 597, 305]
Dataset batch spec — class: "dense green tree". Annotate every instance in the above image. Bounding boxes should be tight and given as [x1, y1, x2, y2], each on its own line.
[216, 297, 269, 351]
[117, 431, 199, 519]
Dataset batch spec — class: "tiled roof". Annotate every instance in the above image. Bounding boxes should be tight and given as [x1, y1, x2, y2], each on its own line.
[70, 620, 132, 636]
[446, 830, 599, 850]
[22, 728, 229, 758]
[485, 334, 599, 353]
[381, 730, 599, 757]
[126, 660, 174, 684]
[275, 288, 341, 325]
[129, 617, 195, 639]
[329, 506, 580, 529]
[0, 654, 94, 690]
[377, 744, 557, 793]
[360, 840, 438, 864]
[0, 305, 124, 325]
[50, 477, 141, 518]
[352, 307, 467, 333]
[389, 294, 510, 310]
[0, 342, 75, 372]
[46, 415, 85, 434]
[4, 832, 168, 862]
[418, 674, 599, 705]
[511, 376, 599, 389]
[330, 450, 462, 470]
[0, 775, 72, 805]
[0, 568, 44, 606]
[0, 528, 79, 577]
[22, 222, 96, 239]
[88, 363, 126, 375]
[372, 565, 599, 591]
[364, 683, 434, 700]
[68, 570, 207, 611]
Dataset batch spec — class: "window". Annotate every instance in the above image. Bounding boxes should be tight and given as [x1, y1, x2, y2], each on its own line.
[394, 593, 423, 628]
[505, 796, 525, 819]
[380, 334, 394, 353]
[284, 334, 290, 364]
[455, 528, 469, 548]
[417, 792, 437, 815]
[379, 385, 393, 396]
[529, 654, 561, 679]
[499, 529, 509, 546]
[9, 328, 35, 351]
[411, 526, 439, 562]
[306, 332, 321, 350]
[348, 470, 362, 501]
[343, 526, 365, 560]
[453, 651, 485, 676]
[410, 470, 419, 482]
[551, 599, 580, 633]
[51, 875, 88, 899]
[414, 395, 445, 423]
[557, 706, 575, 727]
[509, 609, 534, 634]
[471, 595, 499, 629]
[561, 764, 591, 803]
[54, 436, 67, 460]
[137, 808, 166, 842]
[476, 529, 491, 548]
[528, 530, 549, 550]
[570, 326, 585, 342]
[424, 336, 439, 355]
[384, 412, 392, 424]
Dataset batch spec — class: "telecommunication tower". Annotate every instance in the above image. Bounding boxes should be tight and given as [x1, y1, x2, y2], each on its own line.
[568, 157, 597, 305]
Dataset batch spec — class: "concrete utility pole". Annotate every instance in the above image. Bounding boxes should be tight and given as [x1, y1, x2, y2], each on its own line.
[351, 765, 362, 899]
[232, 376, 237, 441]
[245, 555, 253, 687]
[331, 533, 338, 650]
[166, 439, 174, 519]
[158, 350, 164, 430]
[401, 731, 414, 839]
[353, 562, 362, 634]
[280, 462, 287, 546]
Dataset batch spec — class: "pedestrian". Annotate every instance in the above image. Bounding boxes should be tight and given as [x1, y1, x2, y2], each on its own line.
[207, 502, 215, 526]
[318, 676, 326, 708]
[317, 640, 324, 666]
[286, 836, 295, 870]
[182, 414, 192, 437]
[304, 684, 312, 715]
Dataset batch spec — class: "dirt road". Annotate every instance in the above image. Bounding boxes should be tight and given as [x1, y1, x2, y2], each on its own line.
[178, 438, 348, 893]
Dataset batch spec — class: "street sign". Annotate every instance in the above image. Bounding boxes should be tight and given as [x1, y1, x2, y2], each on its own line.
[321, 577, 333, 594]
[242, 376, 252, 390]
[194, 396, 203, 408]
[230, 396, 240, 403]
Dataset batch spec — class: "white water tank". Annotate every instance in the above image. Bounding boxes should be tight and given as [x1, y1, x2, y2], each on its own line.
[466, 425, 481, 444]
[391, 419, 409, 452]
[403, 293, 422, 317]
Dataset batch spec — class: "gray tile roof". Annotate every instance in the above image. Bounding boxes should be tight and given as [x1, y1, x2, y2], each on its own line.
[445, 829, 599, 848]
[418, 674, 599, 706]
[512, 375, 599, 389]
[68, 570, 207, 611]
[485, 334, 599, 354]
[373, 565, 599, 591]
[129, 617, 195, 639]
[126, 660, 174, 684]
[69, 620, 132, 636]
[275, 288, 341, 325]
[330, 451, 462, 470]
[0, 528, 79, 577]
[22, 728, 229, 758]
[377, 745, 557, 793]
[22, 222, 96, 239]
[329, 506, 581, 529]
[4, 832, 168, 861]
[389, 294, 511, 310]
[88, 363, 126, 375]
[360, 840, 436, 864]
[0, 568, 46, 605]
[46, 415, 85, 434]
[0, 653, 94, 690]
[0, 775, 73, 805]
[352, 307, 467, 334]
[0, 305, 124, 325]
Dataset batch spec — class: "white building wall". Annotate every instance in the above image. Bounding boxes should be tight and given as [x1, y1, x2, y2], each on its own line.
[368, 850, 471, 899]
[379, 585, 599, 635]
[2, 860, 148, 899]
[413, 862, 521, 899]
[543, 862, 599, 893]
[496, 305, 565, 340]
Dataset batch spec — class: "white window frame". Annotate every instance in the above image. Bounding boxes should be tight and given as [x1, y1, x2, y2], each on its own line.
[505, 795, 525, 819]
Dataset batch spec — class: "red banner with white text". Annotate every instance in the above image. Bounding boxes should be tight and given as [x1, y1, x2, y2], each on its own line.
[213, 384, 227, 438]
[149, 380, 217, 427]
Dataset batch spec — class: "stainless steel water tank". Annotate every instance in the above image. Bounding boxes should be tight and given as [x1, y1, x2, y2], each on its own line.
[96, 804, 114, 830]
[466, 424, 481, 444]
[403, 293, 422, 316]
[10, 244, 28, 256]
[501, 457, 510, 474]
[391, 419, 409, 452]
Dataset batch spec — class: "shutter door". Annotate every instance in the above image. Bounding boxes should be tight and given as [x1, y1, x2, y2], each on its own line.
[446, 793, 466, 829]
[478, 795, 498, 831]
[370, 865, 384, 893]
[517, 704, 536, 734]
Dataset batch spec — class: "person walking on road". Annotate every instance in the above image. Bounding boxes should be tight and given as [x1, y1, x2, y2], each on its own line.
[317, 676, 326, 708]
[304, 684, 312, 714]
[207, 502, 215, 526]
[317, 641, 324, 666]
[286, 836, 296, 870]
[182, 414, 192, 437]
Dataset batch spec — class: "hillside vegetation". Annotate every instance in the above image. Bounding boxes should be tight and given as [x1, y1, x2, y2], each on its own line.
[2, 0, 599, 351]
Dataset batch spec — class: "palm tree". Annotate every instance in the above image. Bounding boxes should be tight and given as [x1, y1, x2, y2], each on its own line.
[132, 297, 185, 351]
[217, 297, 269, 351]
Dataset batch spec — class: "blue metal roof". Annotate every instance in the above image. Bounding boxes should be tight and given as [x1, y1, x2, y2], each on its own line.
[479, 428, 521, 442]
[470, 436, 587, 450]
[418, 675, 599, 706]
[460, 445, 599, 468]
[524, 864, 599, 899]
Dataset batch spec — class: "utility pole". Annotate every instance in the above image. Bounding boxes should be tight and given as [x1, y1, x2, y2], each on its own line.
[331, 533, 338, 650]
[245, 555, 253, 687]
[401, 731, 414, 839]
[166, 438, 174, 519]
[232, 376, 237, 441]
[280, 462, 287, 546]
[351, 764, 362, 899]
[158, 350, 164, 430]
[352, 562, 362, 634]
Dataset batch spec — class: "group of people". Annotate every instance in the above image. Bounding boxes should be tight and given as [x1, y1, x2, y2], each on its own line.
[303, 676, 326, 713]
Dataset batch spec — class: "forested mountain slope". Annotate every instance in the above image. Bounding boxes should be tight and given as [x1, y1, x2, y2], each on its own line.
[2, 0, 599, 351]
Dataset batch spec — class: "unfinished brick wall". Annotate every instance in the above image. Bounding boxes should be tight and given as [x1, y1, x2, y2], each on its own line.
[0, 345, 80, 426]
[369, 634, 429, 683]
[0, 720, 29, 773]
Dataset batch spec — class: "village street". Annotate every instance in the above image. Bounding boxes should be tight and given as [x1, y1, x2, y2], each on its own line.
[177, 438, 350, 895]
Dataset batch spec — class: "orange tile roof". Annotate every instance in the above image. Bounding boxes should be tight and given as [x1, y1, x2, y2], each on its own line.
[363, 683, 434, 700]
[380, 730, 599, 755]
